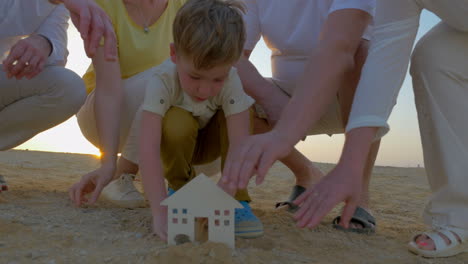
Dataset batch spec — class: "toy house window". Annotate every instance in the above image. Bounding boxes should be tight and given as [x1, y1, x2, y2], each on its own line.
[224, 220, 230, 226]
[215, 219, 220, 226]
[182, 209, 187, 214]
[182, 218, 187, 224]
[172, 218, 178, 224]
[173, 209, 178, 214]
[224, 210, 230, 216]
[215, 210, 220, 216]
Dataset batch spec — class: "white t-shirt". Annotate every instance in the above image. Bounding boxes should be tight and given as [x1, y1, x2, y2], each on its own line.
[243, 0, 376, 95]
[142, 59, 255, 128]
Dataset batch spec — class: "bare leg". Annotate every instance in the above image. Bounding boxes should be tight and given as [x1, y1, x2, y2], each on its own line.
[253, 117, 323, 188]
[114, 157, 139, 180]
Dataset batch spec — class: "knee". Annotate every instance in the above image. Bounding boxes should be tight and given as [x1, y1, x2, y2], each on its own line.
[161, 108, 198, 145]
[50, 67, 87, 114]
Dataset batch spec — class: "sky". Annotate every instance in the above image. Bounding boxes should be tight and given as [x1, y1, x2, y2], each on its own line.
[15, 11, 441, 168]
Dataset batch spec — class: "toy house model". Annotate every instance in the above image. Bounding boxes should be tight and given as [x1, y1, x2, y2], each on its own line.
[161, 174, 243, 248]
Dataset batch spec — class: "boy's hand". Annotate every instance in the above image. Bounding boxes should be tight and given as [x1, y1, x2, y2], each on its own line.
[222, 130, 293, 189]
[2, 35, 52, 80]
[292, 163, 361, 229]
[68, 163, 116, 206]
[152, 206, 168, 241]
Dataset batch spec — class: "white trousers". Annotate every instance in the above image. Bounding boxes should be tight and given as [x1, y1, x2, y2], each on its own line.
[0, 66, 86, 150]
[411, 11, 468, 228]
[349, 0, 468, 229]
[76, 67, 154, 153]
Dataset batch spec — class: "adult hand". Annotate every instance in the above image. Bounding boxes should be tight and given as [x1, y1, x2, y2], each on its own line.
[217, 179, 236, 197]
[68, 163, 116, 206]
[292, 163, 362, 229]
[221, 130, 293, 190]
[2, 35, 52, 80]
[50, 0, 117, 60]
[152, 206, 168, 241]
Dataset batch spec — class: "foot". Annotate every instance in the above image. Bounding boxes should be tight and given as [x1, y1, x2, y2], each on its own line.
[0, 175, 7, 192]
[408, 227, 468, 258]
[348, 207, 374, 230]
[414, 231, 461, 251]
[332, 206, 376, 234]
[294, 163, 323, 188]
[100, 174, 146, 208]
[235, 201, 264, 238]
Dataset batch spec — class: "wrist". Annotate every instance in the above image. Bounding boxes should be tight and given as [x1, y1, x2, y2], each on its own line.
[338, 127, 379, 177]
[100, 153, 117, 167]
[271, 126, 297, 149]
[35, 34, 53, 56]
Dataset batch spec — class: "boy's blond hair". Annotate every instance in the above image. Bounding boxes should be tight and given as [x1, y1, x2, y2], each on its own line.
[173, 0, 246, 69]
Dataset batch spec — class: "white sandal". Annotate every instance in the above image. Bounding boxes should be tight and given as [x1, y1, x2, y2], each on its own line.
[408, 226, 468, 258]
[0, 175, 7, 192]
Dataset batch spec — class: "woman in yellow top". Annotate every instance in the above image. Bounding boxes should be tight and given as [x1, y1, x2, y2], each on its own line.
[69, 0, 187, 207]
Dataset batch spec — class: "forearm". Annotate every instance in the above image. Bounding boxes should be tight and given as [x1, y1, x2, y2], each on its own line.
[93, 48, 122, 166]
[235, 56, 275, 103]
[37, 4, 69, 66]
[94, 87, 122, 165]
[273, 9, 371, 146]
[339, 127, 378, 177]
[141, 152, 167, 215]
[227, 109, 251, 144]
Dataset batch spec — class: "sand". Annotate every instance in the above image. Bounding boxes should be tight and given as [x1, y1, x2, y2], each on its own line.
[0, 149, 467, 264]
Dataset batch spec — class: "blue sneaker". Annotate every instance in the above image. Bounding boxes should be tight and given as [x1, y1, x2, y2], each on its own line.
[168, 188, 176, 196]
[235, 201, 264, 238]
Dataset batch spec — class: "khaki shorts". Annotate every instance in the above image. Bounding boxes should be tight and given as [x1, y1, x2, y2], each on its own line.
[255, 79, 344, 136]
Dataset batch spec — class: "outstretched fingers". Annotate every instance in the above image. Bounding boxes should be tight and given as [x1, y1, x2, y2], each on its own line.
[102, 14, 117, 61]
[86, 8, 104, 58]
[255, 147, 277, 185]
[338, 198, 358, 229]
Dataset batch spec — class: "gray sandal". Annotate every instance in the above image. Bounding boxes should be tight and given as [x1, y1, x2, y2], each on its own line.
[332, 206, 376, 234]
[275, 185, 306, 213]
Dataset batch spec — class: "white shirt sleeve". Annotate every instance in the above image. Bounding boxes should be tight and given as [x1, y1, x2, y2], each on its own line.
[242, 0, 261, 51]
[329, 0, 376, 17]
[346, 1, 422, 140]
[329, 0, 376, 40]
[35, 5, 70, 66]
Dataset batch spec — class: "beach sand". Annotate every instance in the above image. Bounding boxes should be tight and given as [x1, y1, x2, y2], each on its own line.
[0, 149, 467, 264]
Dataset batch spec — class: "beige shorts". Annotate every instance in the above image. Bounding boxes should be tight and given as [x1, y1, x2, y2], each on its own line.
[255, 79, 344, 136]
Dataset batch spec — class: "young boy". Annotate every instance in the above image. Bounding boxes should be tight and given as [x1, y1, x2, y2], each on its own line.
[121, 0, 263, 241]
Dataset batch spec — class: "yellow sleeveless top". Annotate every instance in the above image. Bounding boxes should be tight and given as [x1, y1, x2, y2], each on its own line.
[82, 0, 187, 94]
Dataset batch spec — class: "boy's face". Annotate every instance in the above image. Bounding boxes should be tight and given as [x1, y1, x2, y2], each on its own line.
[170, 44, 231, 102]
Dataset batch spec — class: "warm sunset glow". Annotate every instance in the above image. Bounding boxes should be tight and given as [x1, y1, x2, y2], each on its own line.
[13, 11, 441, 167]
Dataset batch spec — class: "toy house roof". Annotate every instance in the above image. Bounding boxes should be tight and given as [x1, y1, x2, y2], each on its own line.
[161, 174, 243, 209]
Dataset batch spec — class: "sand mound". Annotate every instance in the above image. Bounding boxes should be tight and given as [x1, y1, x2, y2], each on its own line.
[0, 150, 466, 263]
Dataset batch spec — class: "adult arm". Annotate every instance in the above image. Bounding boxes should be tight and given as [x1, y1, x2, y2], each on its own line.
[223, 9, 372, 187]
[69, 46, 123, 206]
[235, 52, 288, 124]
[295, 1, 422, 228]
[2, 5, 68, 79]
[50, 0, 117, 60]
